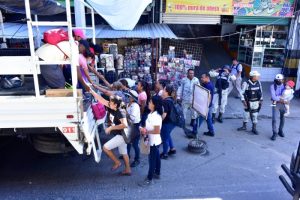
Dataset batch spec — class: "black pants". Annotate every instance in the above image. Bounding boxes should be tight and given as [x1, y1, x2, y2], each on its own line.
[148, 145, 161, 180]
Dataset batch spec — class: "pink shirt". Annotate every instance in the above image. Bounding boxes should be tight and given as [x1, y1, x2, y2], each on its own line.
[79, 54, 88, 70]
[138, 91, 147, 106]
[79, 54, 88, 82]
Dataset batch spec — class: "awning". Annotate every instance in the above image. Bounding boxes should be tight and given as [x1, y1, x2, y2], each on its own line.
[162, 14, 221, 25]
[86, 0, 152, 31]
[91, 24, 177, 39]
[0, 0, 65, 15]
[234, 16, 290, 25]
[1, 23, 178, 39]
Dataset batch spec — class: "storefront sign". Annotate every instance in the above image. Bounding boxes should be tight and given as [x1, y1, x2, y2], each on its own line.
[165, 0, 232, 15]
[233, 0, 295, 17]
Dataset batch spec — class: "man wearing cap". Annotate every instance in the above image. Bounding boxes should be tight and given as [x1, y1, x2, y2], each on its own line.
[228, 58, 244, 98]
[124, 90, 141, 167]
[270, 74, 286, 141]
[210, 65, 236, 123]
[237, 71, 263, 135]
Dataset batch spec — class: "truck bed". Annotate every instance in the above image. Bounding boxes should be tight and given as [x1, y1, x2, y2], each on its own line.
[0, 76, 48, 96]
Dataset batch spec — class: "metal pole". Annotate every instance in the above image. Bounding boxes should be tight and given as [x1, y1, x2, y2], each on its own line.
[34, 15, 41, 48]
[159, 0, 163, 58]
[0, 10, 7, 48]
[25, 0, 40, 97]
[66, 0, 78, 98]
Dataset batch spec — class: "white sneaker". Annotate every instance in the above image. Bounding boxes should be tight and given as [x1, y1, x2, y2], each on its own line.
[284, 112, 290, 117]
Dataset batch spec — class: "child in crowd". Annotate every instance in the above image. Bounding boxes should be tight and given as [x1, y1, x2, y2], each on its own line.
[271, 80, 295, 116]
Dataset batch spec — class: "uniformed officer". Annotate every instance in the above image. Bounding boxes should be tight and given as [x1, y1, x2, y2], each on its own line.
[210, 65, 236, 123]
[237, 71, 263, 135]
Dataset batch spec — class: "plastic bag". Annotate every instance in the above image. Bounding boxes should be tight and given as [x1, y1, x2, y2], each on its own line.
[0, 76, 23, 89]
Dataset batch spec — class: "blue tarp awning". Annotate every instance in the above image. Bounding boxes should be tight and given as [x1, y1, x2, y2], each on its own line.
[0, 0, 65, 15]
[1, 23, 178, 39]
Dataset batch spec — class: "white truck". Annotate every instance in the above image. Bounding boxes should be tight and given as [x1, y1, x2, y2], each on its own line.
[0, 0, 103, 162]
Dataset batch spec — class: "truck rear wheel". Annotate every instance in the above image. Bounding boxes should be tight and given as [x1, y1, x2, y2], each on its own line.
[31, 135, 74, 154]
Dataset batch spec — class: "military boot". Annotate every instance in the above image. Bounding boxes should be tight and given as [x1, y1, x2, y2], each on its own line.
[237, 122, 247, 131]
[271, 131, 277, 141]
[252, 123, 258, 135]
[217, 113, 223, 123]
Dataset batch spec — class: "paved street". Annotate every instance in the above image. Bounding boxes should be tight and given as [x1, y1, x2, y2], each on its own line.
[0, 83, 299, 200]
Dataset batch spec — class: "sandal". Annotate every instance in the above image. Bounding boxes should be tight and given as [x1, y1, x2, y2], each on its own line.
[111, 163, 122, 171]
[120, 171, 132, 176]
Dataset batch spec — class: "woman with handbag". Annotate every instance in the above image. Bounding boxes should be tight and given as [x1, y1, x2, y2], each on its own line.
[139, 96, 163, 186]
[90, 89, 131, 176]
[125, 90, 141, 167]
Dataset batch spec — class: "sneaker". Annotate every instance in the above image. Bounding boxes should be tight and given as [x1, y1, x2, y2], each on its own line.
[203, 131, 215, 137]
[168, 149, 176, 155]
[130, 160, 140, 167]
[160, 153, 168, 160]
[138, 178, 154, 187]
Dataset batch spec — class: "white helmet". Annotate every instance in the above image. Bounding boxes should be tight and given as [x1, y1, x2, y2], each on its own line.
[275, 74, 284, 80]
[249, 71, 260, 77]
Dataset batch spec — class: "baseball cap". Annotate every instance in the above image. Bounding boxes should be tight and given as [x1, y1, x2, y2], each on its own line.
[286, 80, 295, 88]
[73, 29, 86, 39]
[124, 90, 138, 102]
[275, 74, 284, 80]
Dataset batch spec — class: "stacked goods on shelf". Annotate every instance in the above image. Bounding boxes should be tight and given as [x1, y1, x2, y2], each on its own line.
[100, 54, 114, 71]
[157, 46, 200, 89]
[123, 44, 153, 85]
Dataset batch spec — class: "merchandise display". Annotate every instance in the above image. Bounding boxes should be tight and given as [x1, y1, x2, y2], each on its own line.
[123, 44, 154, 85]
[100, 54, 114, 71]
[157, 46, 201, 89]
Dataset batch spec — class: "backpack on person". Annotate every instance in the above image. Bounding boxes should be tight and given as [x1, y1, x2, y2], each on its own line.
[43, 29, 69, 45]
[43, 29, 69, 59]
[167, 99, 185, 128]
[231, 63, 245, 78]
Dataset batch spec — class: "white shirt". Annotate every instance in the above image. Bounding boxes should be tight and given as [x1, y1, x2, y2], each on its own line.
[282, 89, 294, 102]
[126, 102, 141, 124]
[146, 111, 162, 146]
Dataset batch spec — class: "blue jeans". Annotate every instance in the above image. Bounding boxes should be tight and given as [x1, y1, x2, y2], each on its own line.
[148, 145, 161, 180]
[161, 123, 176, 154]
[272, 104, 285, 133]
[127, 123, 140, 161]
[193, 107, 214, 134]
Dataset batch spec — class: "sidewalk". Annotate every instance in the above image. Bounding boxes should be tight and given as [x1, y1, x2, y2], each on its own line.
[223, 82, 300, 120]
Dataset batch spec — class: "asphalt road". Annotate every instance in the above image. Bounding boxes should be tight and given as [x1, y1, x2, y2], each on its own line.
[0, 113, 299, 200]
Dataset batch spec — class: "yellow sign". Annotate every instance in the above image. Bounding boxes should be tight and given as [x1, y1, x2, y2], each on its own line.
[166, 0, 233, 15]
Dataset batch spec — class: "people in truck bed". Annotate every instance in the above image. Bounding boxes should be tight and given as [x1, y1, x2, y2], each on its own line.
[35, 40, 89, 91]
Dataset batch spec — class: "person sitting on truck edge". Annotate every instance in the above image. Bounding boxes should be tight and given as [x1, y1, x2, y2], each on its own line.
[78, 40, 95, 87]
[89, 89, 132, 176]
[36, 41, 74, 89]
